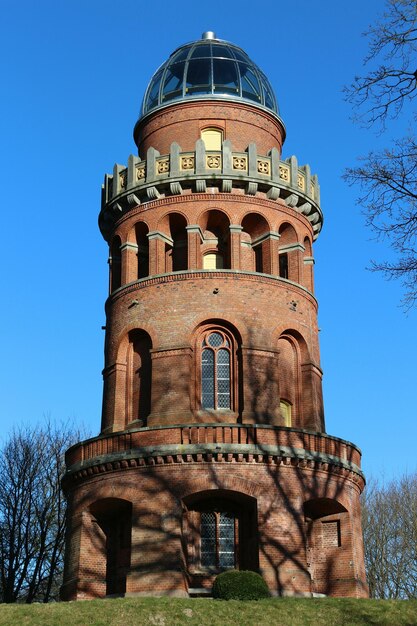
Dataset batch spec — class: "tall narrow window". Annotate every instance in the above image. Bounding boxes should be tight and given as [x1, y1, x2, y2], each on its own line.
[201, 512, 216, 567]
[254, 245, 263, 273]
[201, 331, 231, 409]
[200, 511, 237, 569]
[110, 236, 122, 292]
[279, 253, 288, 279]
[280, 400, 292, 427]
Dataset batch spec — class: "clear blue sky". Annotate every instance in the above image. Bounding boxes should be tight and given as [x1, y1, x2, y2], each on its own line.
[1, 0, 415, 480]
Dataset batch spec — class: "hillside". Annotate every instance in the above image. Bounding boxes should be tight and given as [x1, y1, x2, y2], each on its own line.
[1, 597, 416, 626]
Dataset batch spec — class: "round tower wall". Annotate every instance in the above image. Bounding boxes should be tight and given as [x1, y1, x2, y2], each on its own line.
[134, 101, 285, 158]
[61, 457, 367, 600]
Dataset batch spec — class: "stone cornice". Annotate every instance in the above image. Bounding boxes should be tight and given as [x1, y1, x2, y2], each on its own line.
[62, 443, 365, 491]
[63, 423, 365, 493]
[107, 269, 318, 309]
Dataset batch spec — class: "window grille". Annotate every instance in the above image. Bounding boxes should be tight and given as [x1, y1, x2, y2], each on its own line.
[201, 331, 231, 409]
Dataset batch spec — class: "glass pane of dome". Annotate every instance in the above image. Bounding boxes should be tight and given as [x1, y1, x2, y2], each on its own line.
[238, 63, 261, 102]
[230, 48, 249, 63]
[212, 44, 234, 59]
[190, 44, 211, 58]
[162, 62, 185, 102]
[186, 59, 212, 94]
[213, 59, 239, 94]
[260, 74, 275, 110]
[145, 69, 163, 111]
[170, 46, 191, 63]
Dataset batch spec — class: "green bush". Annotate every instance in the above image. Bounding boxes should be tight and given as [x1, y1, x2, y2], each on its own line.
[212, 569, 270, 601]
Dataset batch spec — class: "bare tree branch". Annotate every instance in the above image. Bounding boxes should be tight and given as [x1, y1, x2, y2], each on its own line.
[345, 0, 417, 126]
[344, 135, 417, 307]
[362, 473, 417, 598]
[0, 420, 84, 603]
[345, 1, 417, 307]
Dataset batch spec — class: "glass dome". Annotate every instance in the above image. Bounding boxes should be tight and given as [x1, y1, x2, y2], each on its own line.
[140, 32, 279, 118]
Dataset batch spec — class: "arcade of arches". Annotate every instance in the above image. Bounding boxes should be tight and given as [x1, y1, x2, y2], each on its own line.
[109, 210, 314, 294]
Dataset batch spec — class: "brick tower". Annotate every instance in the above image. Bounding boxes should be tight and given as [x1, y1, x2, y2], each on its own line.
[61, 32, 368, 599]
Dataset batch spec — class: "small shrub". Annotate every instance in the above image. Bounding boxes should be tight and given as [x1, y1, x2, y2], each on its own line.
[212, 569, 270, 601]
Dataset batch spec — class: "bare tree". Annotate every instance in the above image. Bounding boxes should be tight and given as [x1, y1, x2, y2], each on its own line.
[362, 473, 417, 598]
[344, 0, 417, 307]
[0, 421, 82, 603]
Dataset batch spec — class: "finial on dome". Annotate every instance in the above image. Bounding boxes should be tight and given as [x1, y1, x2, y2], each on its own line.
[202, 31, 216, 40]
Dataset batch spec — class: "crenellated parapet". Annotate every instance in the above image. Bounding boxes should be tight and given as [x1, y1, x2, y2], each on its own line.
[99, 140, 323, 241]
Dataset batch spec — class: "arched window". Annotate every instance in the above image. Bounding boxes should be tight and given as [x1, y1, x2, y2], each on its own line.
[203, 252, 223, 269]
[199, 209, 231, 269]
[201, 127, 223, 151]
[201, 330, 232, 410]
[241, 212, 270, 274]
[303, 499, 350, 594]
[278, 222, 298, 282]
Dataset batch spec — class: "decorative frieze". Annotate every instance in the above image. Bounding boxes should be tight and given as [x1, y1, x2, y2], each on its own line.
[157, 157, 170, 174]
[119, 170, 127, 189]
[137, 164, 146, 180]
[257, 158, 270, 175]
[181, 155, 195, 170]
[297, 173, 305, 191]
[206, 154, 221, 169]
[233, 156, 248, 171]
[279, 165, 290, 181]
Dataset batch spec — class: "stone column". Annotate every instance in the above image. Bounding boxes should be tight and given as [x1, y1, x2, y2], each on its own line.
[301, 362, 324, 431]
[121, 243, 138, 284]
[186, 225, 203, 269]
[279, 243, 305, 283]
[148, 232, 172, 275]
[101, 362, 127, 433]
[303, 256, 315, 292]
[268, 232, 280, 276]
[229, 225, 243, 270]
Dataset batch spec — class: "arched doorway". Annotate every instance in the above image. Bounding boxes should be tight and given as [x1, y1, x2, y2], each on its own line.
[182, 490, 258, 591]
[304, 498, 352, 596]
[89, 498, 132, 597]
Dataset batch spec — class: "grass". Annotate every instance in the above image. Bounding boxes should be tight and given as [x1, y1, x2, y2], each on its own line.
[1, 597, 417, 626]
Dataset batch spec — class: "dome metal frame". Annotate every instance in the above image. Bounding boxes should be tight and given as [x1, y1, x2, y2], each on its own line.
[140, 35, 280, 119]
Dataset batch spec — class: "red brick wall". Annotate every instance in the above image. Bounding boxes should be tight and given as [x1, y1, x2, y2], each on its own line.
[101, 189, 322, 433]
[134, 101, 285, 158]
[61, 459, 367, 599]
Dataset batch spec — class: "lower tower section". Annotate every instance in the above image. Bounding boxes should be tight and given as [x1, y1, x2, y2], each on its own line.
[61, 426, 367, 599]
